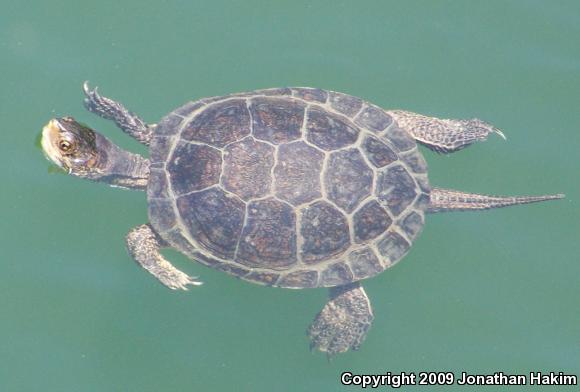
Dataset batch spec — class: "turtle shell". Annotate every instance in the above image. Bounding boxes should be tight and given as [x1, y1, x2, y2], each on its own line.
[148, 88, 430, 288]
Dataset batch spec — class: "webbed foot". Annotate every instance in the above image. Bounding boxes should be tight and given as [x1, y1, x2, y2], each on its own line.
[388, 110, 506, 153]
[83, 81, 152, 145]
[152, 262, 203, 291]
[308, 283, 374, 357]
[126, 224, 202, 290]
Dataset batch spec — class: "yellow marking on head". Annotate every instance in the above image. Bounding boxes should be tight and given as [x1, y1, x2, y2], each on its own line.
[41, 119, 67, 170]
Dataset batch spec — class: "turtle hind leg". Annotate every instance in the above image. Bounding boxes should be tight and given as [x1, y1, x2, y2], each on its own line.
[83, 81, 153, 145]
[308, 282, 374, 357]
[388, 110, 506, 153]
[126, 224, 202, 290]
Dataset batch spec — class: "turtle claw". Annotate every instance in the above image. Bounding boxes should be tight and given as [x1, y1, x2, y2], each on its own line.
[82, 81, 100, 102]
[188, 277, 204, 287]
[127, 224, 204, 292]
[82, 80, 91, 94]
[82, 81, 111, 116]
[81, 80, 152, 144]
[494, 127, 507, 140]
[161, 270, 203, 291]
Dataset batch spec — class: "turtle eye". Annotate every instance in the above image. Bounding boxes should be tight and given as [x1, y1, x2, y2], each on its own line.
[58, 139, 73, 152]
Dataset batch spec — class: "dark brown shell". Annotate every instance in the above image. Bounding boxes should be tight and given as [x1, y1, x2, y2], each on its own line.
[148, 88, 430, 288]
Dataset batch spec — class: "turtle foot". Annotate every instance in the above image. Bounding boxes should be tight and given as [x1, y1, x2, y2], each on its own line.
[82, 81, 151, 144]
[126, 224, 203, 291]
[158, 269, 203, 291]
[307, 283, 373, 357]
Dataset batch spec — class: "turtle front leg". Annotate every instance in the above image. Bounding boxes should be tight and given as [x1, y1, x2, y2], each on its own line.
[83, 81, 153, 145]
[388, 110, 506, 153]
[126, 224, 202, 290]
[308, 282, 374, 357]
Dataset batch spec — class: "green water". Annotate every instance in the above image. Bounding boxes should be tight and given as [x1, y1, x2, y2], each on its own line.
[1, 1, 579, 391]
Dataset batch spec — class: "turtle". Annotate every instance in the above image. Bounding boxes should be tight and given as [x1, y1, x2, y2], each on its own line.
[41, 82, 564, 356]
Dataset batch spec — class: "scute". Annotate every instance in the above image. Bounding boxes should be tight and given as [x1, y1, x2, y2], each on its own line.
[320, 262, 354, 286]
[173, 101, 205, 118]
[149, 88, 431, 288]
[361, 134, 398, 168]
[254, 87, 292, 96]
[164, 228, 208, 260]
[155, 112, 184, 136]
[354, 105, 392, 132]
[376, 164, 418, 216]
[148, 198, 176, 232]
[167, 142, 221, 195]
[348, 247, 383, 279]
[250, 97, 305, 144]
[400, 210, 424, 240]
[274, 141, 324, 206]
[383, 123, 415, 152]
[401, 151, 428, 173]
[176, 187, 245, 259]
[292, 88, 328, 103]
[306, 108, 359, 150]
[300, 201, 351, 264]
[244, 270, 281, 286]
[235, 198, 297, 268]
[324, 148, 373, 213]
[215, 263, 250, 278]
[376, 231, 411, 267]
[147, 168, 170, 199]
[222, 137, 274, 200]
[353, 200, 393, 243]
[149, 136, 173, 164]
[181, 99, 250, 147]
[328, 91, 363, 117]
[277, 270, 318, 288]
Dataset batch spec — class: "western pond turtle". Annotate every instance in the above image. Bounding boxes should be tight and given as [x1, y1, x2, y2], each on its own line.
[40, 83, 563, 356]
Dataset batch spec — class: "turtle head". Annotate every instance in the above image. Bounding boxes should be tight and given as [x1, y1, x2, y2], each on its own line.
[41, 117, 149, 189]
[41, 117, 107, 179]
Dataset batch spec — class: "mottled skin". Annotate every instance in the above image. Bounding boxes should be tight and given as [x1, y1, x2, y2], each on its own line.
[389, 110, 506, 153]
[41, 83, 564, 358]
[126, 224, 202, 289]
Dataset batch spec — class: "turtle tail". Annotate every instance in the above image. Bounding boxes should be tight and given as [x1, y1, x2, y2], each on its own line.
[427, 187, 565, 213]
